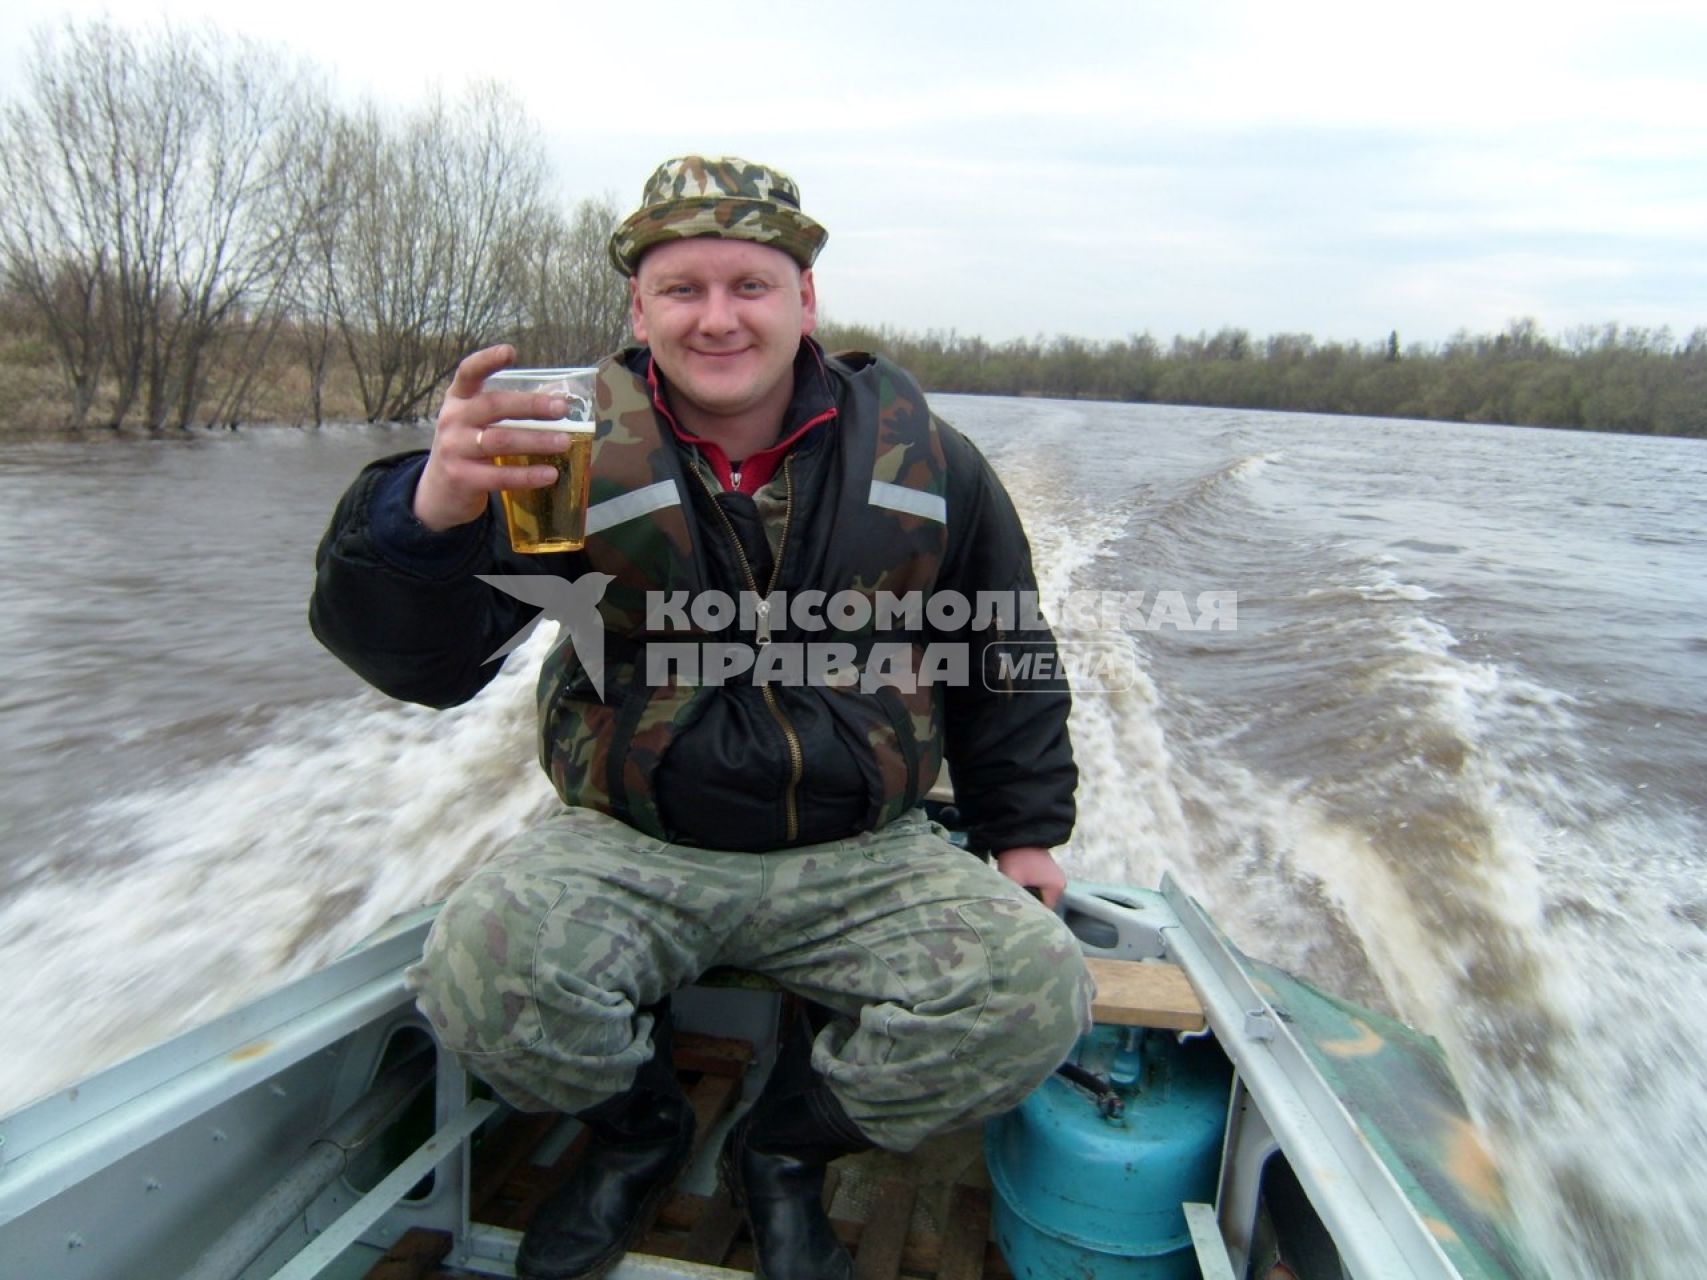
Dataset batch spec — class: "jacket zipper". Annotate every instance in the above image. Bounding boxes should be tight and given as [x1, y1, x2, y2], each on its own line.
[692, 456, 803, 842]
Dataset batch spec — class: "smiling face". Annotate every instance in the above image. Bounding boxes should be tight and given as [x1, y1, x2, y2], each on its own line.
[629, 237, 817, 438]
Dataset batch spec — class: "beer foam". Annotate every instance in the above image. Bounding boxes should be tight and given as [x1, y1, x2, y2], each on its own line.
[490, 418, 595, 432]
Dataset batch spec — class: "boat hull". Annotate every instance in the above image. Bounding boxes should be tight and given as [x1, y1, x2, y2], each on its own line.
[0, 881, 1542, 1279]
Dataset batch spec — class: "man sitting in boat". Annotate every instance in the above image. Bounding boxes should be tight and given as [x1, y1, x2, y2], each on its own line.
[310, 155, 1092, 1280]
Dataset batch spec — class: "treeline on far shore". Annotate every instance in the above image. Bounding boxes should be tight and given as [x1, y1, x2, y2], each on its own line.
[818, 318, 1707, 439]
[3, 18, 1701, 440]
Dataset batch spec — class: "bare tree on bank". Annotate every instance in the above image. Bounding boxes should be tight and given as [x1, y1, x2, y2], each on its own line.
[158, 38, 311, 429]
[0, 20, 309, 429]
[0, 24, 129, 428]
[329, 85, 548, 422]
[2, 19, 673, 430]
[279, 98, 355, 426]
[513, 194, 632, 367]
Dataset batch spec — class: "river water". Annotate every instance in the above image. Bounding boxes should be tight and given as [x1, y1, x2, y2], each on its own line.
[1, 402, 1702, 1278]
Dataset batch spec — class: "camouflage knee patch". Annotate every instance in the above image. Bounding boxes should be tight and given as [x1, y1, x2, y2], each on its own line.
[408, 868, 554, 1059]
[801, 892, 1092, 1151]
[405, 808, 723, 1114]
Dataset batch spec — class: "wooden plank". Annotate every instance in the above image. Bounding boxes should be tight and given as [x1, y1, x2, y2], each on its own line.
[468, 1112, 559, 1219]
[642, 1190, 729, 1261]
[463, 1033, 763, 1271]
[673, 1031, 757, 1078]
[362, 1227, 452, 1280]
[686, 1072, 742, 1142]
[982, 1242, 1014, 1279]
[676, 1187, 745, 1265]
[1084, 956, 1205, 1031]
[652, 1145, 844, 1268]
[853, 1179, 916, 1280]
[512, 1126, 592, 1225]
[524, 1074, 738, 1257]
[895, 1227, 1011, 1279]
[656, 1188, 712, 1233]
[724, 1216, 859, 1276]
[936, 1185, 991, 1280]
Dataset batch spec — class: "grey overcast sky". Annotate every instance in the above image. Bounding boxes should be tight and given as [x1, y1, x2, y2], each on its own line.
[4, 0, 1703, 347]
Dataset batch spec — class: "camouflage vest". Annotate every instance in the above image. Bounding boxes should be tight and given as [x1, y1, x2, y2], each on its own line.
[535, 350, 949, 845]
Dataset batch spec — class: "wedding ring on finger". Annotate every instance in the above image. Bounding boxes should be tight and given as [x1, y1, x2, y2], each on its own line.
[475, 429, 485, 452]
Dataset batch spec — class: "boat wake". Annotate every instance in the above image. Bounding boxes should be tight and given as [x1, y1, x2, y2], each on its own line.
[1056, 517, 1707, 1279]
[0, 630, 559, 1115]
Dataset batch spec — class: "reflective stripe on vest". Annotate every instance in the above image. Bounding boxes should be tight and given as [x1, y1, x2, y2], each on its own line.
[869, 479, 947, 524]
[585, 479, 682, 536]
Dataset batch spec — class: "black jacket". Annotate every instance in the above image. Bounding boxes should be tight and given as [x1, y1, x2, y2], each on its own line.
[310, 347, 1076, 854]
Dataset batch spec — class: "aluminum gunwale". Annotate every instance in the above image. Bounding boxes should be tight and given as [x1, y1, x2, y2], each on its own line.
[1158, 873, 1463, 1280]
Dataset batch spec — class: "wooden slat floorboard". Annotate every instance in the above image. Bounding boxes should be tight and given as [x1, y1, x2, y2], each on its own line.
[852, 1179, 917, 1280]
[415, 1033, 996, 1278]
[679, 1188, 744, 1264]
[936, 1185, 993, 1280]
[671, 1032, 755, 1078]
[361, 1226, 451, 1279]
[686, 1072, 741, 1140]
[476, 1123, 590, 1231]
[467, 1112, 558, 1220]
[820, 1163, 844, 1210]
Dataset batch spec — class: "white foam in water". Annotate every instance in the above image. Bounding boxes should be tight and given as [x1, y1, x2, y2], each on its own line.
[993, 455, 1199, 889]
[1464, 786, 1707, 1276]
[1062, 657, 1195, 892]
[996, 460, 1126, 606]
[0, 627, 560, 1114]
[1011, 464, 1707, 1280]
[1293, 596, 1707, 1279]
[1229, 450, 1279, 478]
[1356, 566, 1438, 603]
[1012, 415, 1707, 1278]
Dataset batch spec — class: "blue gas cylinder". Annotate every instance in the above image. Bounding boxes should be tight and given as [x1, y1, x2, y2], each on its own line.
[985, 1025, 1232, 1278]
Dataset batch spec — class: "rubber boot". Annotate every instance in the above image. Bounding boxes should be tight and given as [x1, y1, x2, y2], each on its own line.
[516, 1005, 696, 1280]
[720, 1078, 873, 1280]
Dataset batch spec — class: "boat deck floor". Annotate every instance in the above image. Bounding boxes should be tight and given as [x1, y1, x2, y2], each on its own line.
[361, 1030, 1010, 1279]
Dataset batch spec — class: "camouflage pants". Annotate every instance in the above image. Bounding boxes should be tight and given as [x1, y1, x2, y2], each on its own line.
[407, 807, 1093, 1151]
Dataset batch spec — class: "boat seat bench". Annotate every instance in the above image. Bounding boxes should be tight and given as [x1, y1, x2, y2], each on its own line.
[1083, 956, 1207, 1032]
[701, 957, 1206, 1033]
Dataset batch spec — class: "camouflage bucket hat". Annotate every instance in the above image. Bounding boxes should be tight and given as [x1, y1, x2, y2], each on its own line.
[609, 155, 828, 277]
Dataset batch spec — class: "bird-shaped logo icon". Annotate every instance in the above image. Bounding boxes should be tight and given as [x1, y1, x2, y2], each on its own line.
[476, 572, 616, 699]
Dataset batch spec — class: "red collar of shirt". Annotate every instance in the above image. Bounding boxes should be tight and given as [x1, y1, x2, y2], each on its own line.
[644, 342, 839, 495]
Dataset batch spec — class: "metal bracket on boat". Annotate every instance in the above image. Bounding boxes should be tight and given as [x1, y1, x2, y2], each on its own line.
[1183, 1201, 1239, 1280]
[269, 1098, 498, 1280]
[1157, 872, 1465, 1280]
[180, 1048, 439, 1280]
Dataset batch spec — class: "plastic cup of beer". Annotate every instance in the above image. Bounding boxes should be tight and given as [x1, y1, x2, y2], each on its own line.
[482, 367, 598, 554]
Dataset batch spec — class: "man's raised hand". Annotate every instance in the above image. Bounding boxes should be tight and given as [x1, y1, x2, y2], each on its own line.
[412, 345, 575, 531]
